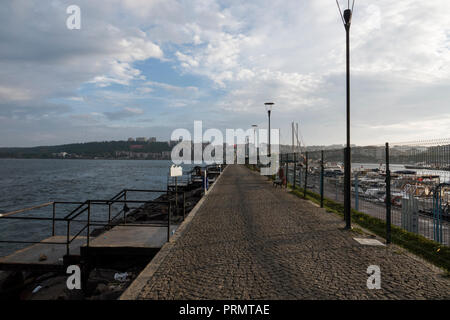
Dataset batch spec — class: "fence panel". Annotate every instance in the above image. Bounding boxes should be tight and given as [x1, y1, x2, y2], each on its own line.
[389, 139, 450, 246]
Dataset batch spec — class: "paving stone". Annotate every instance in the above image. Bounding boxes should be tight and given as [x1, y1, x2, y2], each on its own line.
[137, 165, 450, 300]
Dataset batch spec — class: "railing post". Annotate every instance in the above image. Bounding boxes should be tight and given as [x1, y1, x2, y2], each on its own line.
[285, 160, 288, 187]
[87, 201, 91, 248]
[123, 190, 127, 224]
[299, 166, 302, 189]
[175, 176, 178, 215]
[204, 168, 208, 194]
[433, 188, 442, 243]
[304, 152, 308, 199]
[108, 203, 111, 225]
[293, 153, 297, 189]
[355, 172, 359, 211]
[320, 150, 324, 208]
[183, 191, 186, 221]
[335, 177, 338, 201]
[385, 142, 392, 244]
[52, 202, 56, 236]
[66, 220, 70, 256]
[167, 202, 171, 242]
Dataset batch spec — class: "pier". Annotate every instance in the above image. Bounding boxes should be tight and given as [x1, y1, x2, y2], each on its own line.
[122, 164, 450, 299]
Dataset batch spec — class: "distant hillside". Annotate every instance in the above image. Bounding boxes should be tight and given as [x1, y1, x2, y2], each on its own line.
[0, 141, 172, 159]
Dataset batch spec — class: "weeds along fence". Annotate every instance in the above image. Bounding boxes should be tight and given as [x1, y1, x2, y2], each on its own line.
[279, 139, 450, 247]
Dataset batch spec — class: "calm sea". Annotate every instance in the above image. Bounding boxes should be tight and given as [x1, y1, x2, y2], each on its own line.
[0, 159, 193, 257]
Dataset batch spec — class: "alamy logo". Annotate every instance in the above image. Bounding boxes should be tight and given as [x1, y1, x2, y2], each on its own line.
[171, 121, 280, 175]
[66, 265, 81, 290]
[366, 265, 381, 289]
[66, 5, 81, 30]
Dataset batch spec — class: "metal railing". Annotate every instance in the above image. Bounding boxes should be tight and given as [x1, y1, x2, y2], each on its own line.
[0, 188, 187, 259]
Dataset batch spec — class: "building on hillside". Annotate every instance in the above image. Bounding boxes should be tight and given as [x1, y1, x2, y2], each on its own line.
[128, 137, 135, 142]
[149, 137, 157, 143]
[53, 152, 68, 158]
[136, 137, 147, 142]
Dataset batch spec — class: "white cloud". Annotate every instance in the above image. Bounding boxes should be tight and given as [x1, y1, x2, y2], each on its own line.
[2, 0, 450, 146]
[0, 86, 33, 101]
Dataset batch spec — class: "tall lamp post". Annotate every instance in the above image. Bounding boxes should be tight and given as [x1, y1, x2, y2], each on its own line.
[252, 124, 258, 145]
[252, 124, 258, 165]
[264, 102, 274, 158]
[336, 0, 355, 229]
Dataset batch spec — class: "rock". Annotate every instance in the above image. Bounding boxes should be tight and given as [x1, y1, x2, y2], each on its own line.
[38, 254, 47, 261]
[63, 288, 85, 300]
[0, 271, 23, 291]
[95, 283, 108, 294]
[89, 268, 117, 282]
[35, 272, 57, 282]
[28, 276, 69, 300]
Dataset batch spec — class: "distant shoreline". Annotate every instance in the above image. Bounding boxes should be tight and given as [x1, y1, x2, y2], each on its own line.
[0, 157, 172, 161]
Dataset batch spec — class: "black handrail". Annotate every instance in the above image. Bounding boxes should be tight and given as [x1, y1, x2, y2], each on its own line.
[0, 187, 192, 259]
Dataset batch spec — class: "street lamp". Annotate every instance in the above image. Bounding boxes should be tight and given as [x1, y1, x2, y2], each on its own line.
[252, 124, 258, 164]
[336, 0, 355, 230]
[264, 102, 274, 158]
[252, 124, 258, 146]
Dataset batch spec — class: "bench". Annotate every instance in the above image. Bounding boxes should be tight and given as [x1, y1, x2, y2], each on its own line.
[273, 179, 284, 188]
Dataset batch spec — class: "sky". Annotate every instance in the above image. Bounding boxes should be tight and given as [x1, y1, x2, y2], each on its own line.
[1, 0, 450, 147]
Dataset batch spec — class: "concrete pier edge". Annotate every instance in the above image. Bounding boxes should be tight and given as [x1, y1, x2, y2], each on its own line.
[119, 164, 229, 300]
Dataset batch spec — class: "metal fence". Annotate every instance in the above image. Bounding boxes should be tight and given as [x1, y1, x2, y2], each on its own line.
[279, 139, 450, 247]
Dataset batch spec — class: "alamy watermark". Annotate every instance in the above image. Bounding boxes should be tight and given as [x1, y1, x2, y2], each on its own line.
[170, 121, 280, 175]
[367, 265, 381, 290]
[66, 265, 81, 290]
[66, 5, 81, 30]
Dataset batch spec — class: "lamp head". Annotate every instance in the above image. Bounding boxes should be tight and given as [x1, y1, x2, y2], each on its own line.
[336, 0, 355, 27]
[343, 9, 352, 25]
[264, 102, 274, 112]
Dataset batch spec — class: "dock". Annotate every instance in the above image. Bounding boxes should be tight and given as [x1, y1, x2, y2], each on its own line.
[121, 164, 450, 300]
[0, 236, 86, 272]
[82, 225, 179, 257]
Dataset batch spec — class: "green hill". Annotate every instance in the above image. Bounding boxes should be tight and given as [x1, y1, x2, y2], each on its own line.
[0, 141, 172, 159]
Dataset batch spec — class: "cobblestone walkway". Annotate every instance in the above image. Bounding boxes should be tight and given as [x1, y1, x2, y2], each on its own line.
[136, 165, 450, 299]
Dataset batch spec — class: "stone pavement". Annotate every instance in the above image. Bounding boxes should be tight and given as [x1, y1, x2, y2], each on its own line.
[131, 165, 450, 299]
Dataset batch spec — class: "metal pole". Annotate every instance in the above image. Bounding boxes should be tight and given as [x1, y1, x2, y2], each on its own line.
[285, 161, 288, 187]
[87, 201, 91, 248]
[336, 177, 338, 201]
[355, 172, 359, 211]
[52, 202, 56, 236]
[344, 14, 352, 230]
[320, 150, 324, 208]
[183, 191, 186, 221]
[385, 142, 392, 244]
[204, 168, 207, 194]
[108, 203, 111, 225]
[293, 153, 297, 189]
[175, 176, 178, 215]
[304, 152, 308, 199]
[167, 202, 171, 242]
[66, 220, 70, 256]
[123, 190, 127, 223]
[268, 110, 271, 158]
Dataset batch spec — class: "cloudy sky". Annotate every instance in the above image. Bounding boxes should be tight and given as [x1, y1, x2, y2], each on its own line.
[1, 0, 450, 147]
